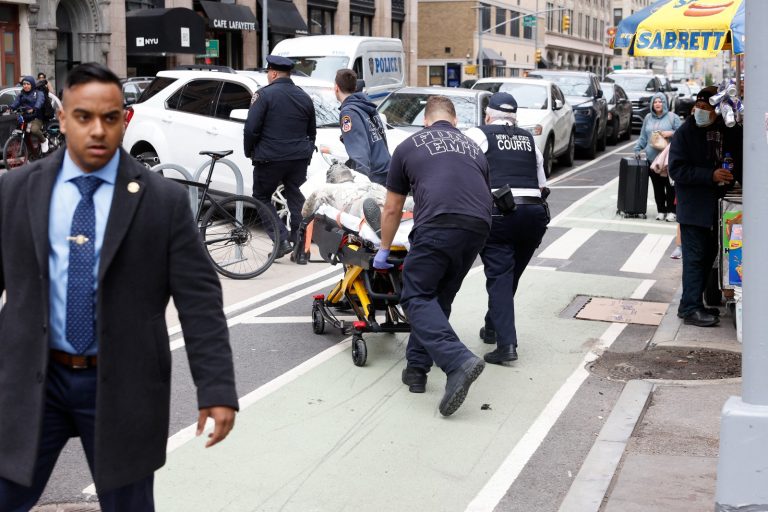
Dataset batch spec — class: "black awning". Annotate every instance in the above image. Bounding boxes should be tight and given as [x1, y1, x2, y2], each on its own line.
[256, 0, 308, 36]
[480, 48, 506, 67]
[200, 0, 257, 31]
[126, 8, 205, 55]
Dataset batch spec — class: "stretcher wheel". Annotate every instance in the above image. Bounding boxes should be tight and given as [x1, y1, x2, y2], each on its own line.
[312, 303, 325, 334]
[351, 336, 367, 367]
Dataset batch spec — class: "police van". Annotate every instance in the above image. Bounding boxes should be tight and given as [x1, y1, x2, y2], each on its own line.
[271, 35, 405, 101]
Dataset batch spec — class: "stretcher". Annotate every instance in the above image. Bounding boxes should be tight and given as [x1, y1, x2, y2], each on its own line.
[301, 204, 412, 366]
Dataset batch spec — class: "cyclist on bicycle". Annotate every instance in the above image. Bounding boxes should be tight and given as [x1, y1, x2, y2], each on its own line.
[10, 75, 48, 152]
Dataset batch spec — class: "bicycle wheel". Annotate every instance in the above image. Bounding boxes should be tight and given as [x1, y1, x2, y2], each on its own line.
[200, 195, 280, 279]
[3, 135, 28, 169]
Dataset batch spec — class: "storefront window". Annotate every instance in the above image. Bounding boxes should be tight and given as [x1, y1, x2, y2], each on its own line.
[429, 66, 444, 86]
[309, 7, 334, 35]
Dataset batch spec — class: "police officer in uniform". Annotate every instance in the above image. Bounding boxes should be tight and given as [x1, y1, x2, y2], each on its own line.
[334, 69, 390, 185]
[244, 55, 316, 258]
[465, 92, 549, 364]
[373, 95, 492, 417]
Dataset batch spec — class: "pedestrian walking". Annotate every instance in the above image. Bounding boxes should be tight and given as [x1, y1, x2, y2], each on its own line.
[373, 95, 492, 417]
[465, 92, 549, 364]
[0, 62, 238, 511]
[334, 69, 390, 185]
[634, 92, 682, 221]
[10, 75, 48, 152]
[244, 55, 316, 259]
[668, 85, 743, 327]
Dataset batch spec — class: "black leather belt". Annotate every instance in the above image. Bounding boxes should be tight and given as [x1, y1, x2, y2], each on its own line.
[514, 196, 545, 205]
[50, 349, 97, 369]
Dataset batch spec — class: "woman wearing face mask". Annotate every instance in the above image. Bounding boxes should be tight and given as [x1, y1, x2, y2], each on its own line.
[634, 92, 682, 221]
[668, 86, 743, 328]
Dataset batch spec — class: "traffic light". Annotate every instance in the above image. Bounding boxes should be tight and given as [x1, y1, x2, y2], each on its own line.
[606, 26, 617, 37]
[562, 14, 570, 32]
[535, 49, 542, 63]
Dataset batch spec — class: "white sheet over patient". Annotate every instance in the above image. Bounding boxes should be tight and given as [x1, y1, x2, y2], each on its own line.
[314, 204, 413, 250]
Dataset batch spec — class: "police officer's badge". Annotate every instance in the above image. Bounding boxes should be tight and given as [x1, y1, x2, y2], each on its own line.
[250, 92, 259, 105]
[341, 115, 352, 133]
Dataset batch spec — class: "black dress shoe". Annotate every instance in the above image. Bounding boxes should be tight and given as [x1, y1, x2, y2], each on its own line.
[401, 367, 427, 393]
[479, 326, 497, 344]
[273, 240, 293, 259]
[683, 310, 720, 327]
[439, 356, 485, 417]
[484, 345, 518, 365]
[678, 307, 720, 319]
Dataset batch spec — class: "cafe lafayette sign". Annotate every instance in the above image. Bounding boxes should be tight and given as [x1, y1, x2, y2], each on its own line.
[212, 18, 255, 30]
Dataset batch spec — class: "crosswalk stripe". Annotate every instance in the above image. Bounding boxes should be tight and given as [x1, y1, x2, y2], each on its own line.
[620, 233, 675, 274]
[538, 228, 598, 260]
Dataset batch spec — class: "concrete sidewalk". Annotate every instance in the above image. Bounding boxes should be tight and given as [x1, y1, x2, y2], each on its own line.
[559, 289, 742, 512]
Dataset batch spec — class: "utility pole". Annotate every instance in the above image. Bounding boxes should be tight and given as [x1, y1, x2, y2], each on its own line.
[601, 10, 606, 80]
[478, 5, 484, 79]
[715, 0, 768, 508]
[261, 0, 269, 68]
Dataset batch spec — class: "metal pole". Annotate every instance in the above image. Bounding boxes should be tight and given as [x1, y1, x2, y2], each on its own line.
[535, 0, 539, 70]
[601, 11, 605, 79]
[716, 0, 768, 508]
[261, 0, 269, 68]
[478, 4, 484, 79]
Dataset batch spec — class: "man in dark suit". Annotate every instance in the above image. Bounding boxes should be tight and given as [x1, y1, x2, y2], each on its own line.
[0, 63, 238, 510]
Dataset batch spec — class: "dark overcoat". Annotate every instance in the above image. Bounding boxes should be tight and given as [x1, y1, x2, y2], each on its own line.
[0, 148, 239, 492]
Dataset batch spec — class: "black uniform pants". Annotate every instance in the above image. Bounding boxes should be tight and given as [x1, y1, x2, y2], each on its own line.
[252, 159, 307, 243]
[679, 224, 718, 317]
[480, 204, 548, 348]
[400, 226, 487, 374]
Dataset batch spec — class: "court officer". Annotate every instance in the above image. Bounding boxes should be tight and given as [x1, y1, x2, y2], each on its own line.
[244, 55, 316, 258]
[465, 92, 549, 364]
[373, 95, 492, 417]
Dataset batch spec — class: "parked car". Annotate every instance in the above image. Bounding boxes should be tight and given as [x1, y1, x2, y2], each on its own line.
[604, 73, 665, 132]
[121, 76, 154, 106]
[673, 82, 698, 119]
[527, 70, 608, 159]
[123, 66, 349, 198]
[472, 77, 575, 176]
[600, 82, 632, 145]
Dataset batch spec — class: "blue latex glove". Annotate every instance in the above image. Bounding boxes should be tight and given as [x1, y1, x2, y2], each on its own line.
[373, 248, 393, 270]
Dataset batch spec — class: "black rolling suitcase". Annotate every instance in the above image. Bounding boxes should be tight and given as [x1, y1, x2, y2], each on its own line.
[617, 156, 649, 218]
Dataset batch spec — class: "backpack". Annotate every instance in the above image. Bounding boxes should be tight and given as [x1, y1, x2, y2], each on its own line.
[36, 81, 55, 121]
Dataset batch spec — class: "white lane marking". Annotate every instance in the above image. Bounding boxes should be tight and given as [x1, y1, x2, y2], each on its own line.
[620, 234, 675, 274]
[548, 177, 618, 228]
[630, 279, 656, 299]
[547, 140, 635, 186]
[566, 216, 678, 230]
[465, 277, 653, 512]
[548, 185, 601, 189]
[527, 265, 557, 271]
[169, 274, 344, 351]
[537, 228, 598, 260]
[239, 315, 358, 324]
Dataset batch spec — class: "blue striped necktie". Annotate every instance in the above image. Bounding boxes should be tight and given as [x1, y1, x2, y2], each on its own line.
[66, 175, 103, 354]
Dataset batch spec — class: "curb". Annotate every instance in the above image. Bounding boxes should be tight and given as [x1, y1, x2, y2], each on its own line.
[556, 379, 655, 512]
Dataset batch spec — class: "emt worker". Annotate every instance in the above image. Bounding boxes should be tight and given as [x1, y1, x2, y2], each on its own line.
[244, 54, 316, 258]
[465, 92, 549, 364]
[334, 69, 390, 185]
[373, 95, 493, 417]
[668, 85, 743, 327]
[0, 62, 239, 510]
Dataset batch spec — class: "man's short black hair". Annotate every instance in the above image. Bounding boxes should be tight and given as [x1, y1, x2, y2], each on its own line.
[335, 69, 358, 95]
[65, 62, 121, 91]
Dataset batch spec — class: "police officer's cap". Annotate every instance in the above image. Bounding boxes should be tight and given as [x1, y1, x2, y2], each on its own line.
[266, 55, 295, 72]
[488, 92, 518, 113]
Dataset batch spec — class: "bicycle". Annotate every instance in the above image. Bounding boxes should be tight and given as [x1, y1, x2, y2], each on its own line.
[172, 150, 281, 279]
[2, 108, 64, 169]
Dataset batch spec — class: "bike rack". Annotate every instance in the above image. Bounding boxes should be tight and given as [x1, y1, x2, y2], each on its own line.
[148, 163, 198, 217]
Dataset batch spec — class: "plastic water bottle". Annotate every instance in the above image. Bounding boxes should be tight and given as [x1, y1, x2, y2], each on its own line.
[719, 152, 734, 186]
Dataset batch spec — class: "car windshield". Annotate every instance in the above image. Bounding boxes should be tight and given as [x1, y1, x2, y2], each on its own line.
[602, 85, 614, 102]
[300, 85, 342, 127]
[497, 83, 547, 109]
[289, 56, 349, 82]
[535, 75, 590, 97]
[676, 83, 692, 96]
[378, 93, 479, 130]
[607, 76, 654, 92]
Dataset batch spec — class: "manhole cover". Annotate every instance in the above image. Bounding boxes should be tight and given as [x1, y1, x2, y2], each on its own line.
[588, 347, 741, 381]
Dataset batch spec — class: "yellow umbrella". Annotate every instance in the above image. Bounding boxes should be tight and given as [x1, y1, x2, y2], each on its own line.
[613, 0, 744, 58]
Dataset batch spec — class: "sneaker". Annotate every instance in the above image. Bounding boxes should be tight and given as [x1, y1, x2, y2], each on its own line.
[362, 197, 382, 236]
[670, 246, 682, 259]
[439, 356, 485, 417]
[655, 213, 666, 221]
[665, 213, 677, 223]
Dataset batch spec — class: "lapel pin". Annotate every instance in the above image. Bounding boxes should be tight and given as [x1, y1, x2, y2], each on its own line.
[127, 182, 140, 193]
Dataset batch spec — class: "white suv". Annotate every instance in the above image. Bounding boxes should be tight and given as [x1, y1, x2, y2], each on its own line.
[472, 77, 576, 177]
[123, 66, 351, 197]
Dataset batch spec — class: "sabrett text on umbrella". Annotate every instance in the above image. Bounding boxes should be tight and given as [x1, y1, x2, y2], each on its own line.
[636, 30, 727, 52]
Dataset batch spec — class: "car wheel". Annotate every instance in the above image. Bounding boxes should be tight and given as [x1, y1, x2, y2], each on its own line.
[560, 130, 576, 167]
[543, 137, 554, 178]
[597, 119, 607, 151]
[608, 119, 619, 146]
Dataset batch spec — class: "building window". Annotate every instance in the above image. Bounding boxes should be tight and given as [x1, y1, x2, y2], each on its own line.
[593, 17, 598, 40]
[558, 10, 563, 33]
[481, 3, 491, 32]
[392, 20, 403, 40]
[546, 2, 554, 31]
[567, 9, 573, 35]
[495, 8, 506, 36]
[599, 20, 604, 41]
[613, 7, 622, 26]
[511, 68, 519, 77]
[309, 6, 334, 35]
[510, 10, 520, 37]
[350, 13, 372, 36]
[578, 13, 583, 37]
[126, 0, 163, 11]
[494, 66, 506, 78]
[429, 65, 445, 86]
[585, 16, 590, 41]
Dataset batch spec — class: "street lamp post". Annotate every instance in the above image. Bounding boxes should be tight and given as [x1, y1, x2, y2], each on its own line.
[478, 5, 484, 79]
[261, 0, 269, 68]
